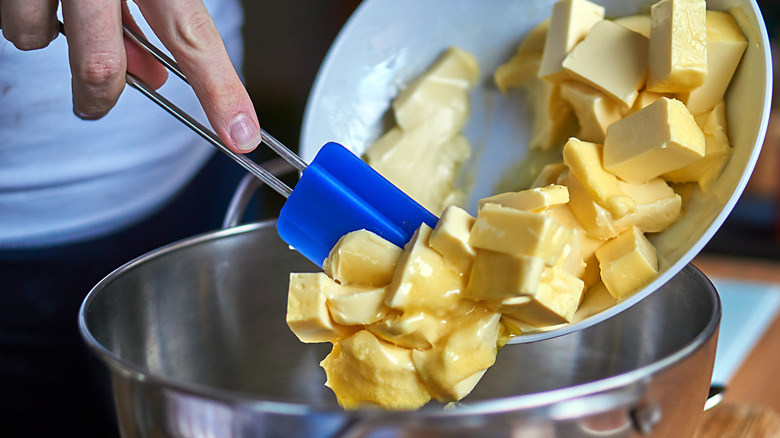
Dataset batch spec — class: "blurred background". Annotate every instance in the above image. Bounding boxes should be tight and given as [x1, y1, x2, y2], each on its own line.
[237, 0, 780, 259]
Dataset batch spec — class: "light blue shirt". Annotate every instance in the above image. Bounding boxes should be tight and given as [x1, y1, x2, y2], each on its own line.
[0, 0, 244, 248]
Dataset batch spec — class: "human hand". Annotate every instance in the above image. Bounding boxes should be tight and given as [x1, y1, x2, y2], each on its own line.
[0, 0, 260, 153]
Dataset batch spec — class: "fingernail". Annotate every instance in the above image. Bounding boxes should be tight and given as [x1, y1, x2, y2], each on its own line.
[229, 113, 261, 151]
[73, 106, 102, 121]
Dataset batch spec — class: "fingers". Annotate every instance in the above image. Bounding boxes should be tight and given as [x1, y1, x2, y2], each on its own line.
[136, 0, 260, 153]
[121, 2, 168, 90]
[61, 0, 126, 119]
[0, 0, 59, 50]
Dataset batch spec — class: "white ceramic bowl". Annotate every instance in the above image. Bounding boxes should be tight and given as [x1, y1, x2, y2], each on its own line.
[300, 0, 772, 342]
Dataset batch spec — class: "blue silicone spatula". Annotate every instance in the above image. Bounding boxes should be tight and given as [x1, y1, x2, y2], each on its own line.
[79, 22, 439, 267]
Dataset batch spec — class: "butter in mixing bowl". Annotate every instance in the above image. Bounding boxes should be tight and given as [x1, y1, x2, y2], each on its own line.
[288, 199, 582, 410]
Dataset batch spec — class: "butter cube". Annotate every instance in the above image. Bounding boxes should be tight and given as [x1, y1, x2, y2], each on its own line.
[562, 138, 636, 218]
[495, 19, 550, 92]
[629, 90, 665, 113]
[618, 178, 683, 233]
[562, 20, 649, 108]
[663, 102, 732, 190]
[287, 273, 351, 343]
[327, 287, 389, 327]
[560, 81, 623, 143]
[469, 204, 572, 265]
[368, 309, 449, 351]
[478, 184, 569, 213]
[595, 226, 658, 299]
[393, 47, 479, 135]
[647, 0, 707, 93]
[546, 203, 605, 260]
[411, 308, 500, 402]
[495, 17, 577, 150]
[531, 162, 569, 188]
[365, 127, 471, 215]
[527, 81, 578, 150]
[614, 14, 651, 38]
[464, 250, 546, 301]
[603, 97, 705, 183]
[321, 330, 431, 410]
[384, 224, 465, 311]
[538, 0, 605, 82]
[323, 229, 402, 287]
[581, 253, 602, 289]
[572, 280, 617, 322]
[429, 206, 477, 274]
[503, 266, 585, 326]
[563, 172, 682, 239]
[554, 229, 587, 278]
[563, 171, 623, 239]
[678, 11, 747, 115]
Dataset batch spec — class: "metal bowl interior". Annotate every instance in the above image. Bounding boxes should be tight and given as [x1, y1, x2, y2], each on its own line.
[299, 0, 770, 342]
[79, 220, 720, 437]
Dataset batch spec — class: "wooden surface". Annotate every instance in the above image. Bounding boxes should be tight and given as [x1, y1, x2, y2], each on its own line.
[692, 254, 780, 437]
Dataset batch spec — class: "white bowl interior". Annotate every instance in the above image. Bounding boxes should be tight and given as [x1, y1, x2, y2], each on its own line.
[300, 0, 771, 341]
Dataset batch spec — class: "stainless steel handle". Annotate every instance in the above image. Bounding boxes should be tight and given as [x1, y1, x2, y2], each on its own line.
[222, 158, 296, 229]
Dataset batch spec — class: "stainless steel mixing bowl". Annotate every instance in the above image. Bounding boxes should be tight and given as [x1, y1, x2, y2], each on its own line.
[79, 219, 720, 437]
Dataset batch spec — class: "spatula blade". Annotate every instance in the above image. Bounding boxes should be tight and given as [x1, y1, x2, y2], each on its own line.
[277, 142, 438, 267]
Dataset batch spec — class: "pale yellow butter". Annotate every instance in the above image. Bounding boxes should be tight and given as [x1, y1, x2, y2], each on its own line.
[464, 250, 546, 300]
[647, 0, 708, 93]
[613, 14, 651, 38]
[469, 203, 572, 266]
[478, 184, 569, 213]
[595, 226, 658, 299]
[368, 309, 450, 351]
[495, 19, 577, 151]
[321, 330, 431, 410]
[527, 81, 578, 151]
[324, 229, 402, 287]
[572, 280, 617, 322]
[663, 101, 733, 191]
[429, 206, 477, 275]
[538, 0, 605, 82]
[411, 307, 500, 402]
[327, 287, 389, 327]
[560, 81, 623, 143]
[562, 171, 623, 239]
[629, 89, 665, 113]
[563, 172, 682, 239]
[531, 162, 569, 188]
[393, 47, 479, 134]
[502, 266, 585, 326]
[562, 19, 649, 108]
[546, 203, 605, 260]
[678, 10, 747, 115]
[495, 19, 550, 92]
[562, 138, 636, 218]
[618, 178, 683, 233]
[384, 224, 465, 311]
[603, 97, 705, 183]
[365, 127, 471, 215]
[554, 228, 587, 278]
[287, 273, 351, 343]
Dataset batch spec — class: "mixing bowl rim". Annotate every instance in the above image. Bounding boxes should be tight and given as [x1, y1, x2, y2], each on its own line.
[78, 219, 721, 419]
